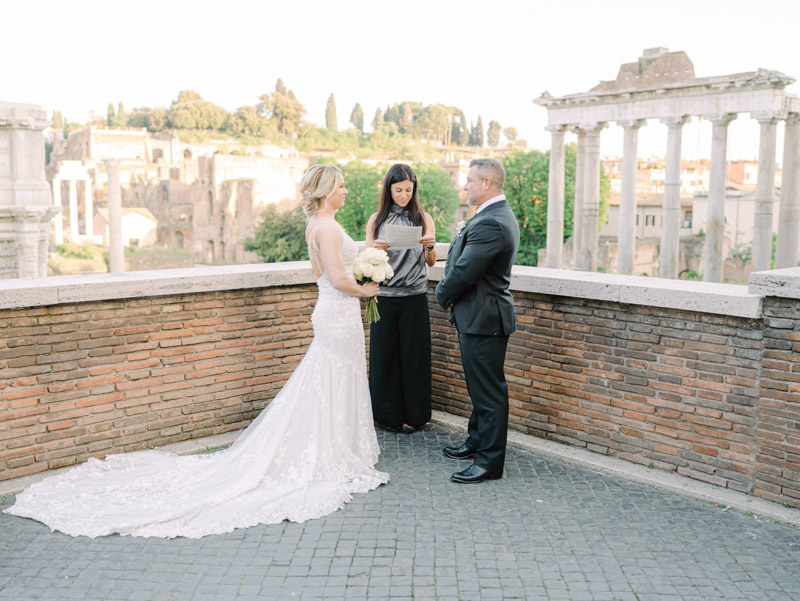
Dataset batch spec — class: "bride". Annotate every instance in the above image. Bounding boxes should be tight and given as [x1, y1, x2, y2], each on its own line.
[4, 164, 389, 538]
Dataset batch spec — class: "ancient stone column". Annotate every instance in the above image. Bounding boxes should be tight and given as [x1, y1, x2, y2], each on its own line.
[617, 120, 645, 275]
[752, 114, 779, 272]
[703, 114, 736, 283]
[52, 178, 63, 244]
[776, 113, 800, 268]
[578, 123, 606, 271]
[37, 217, 49, 276]
[83, 179, 93, 239]
[68, 179, 79, 242]
[545, 125, 566, 268]
[659, 116, 689, 279]
[104, 159, 124, 272]
[571, 128, 586, 268]
[12, 209, 42, 278]
[0, 102, 58, 278]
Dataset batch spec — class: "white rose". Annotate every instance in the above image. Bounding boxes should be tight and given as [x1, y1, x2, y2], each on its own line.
[364, 247, 384, 261]
[360, 262, 374, 277]
[371, 268, 386, 282]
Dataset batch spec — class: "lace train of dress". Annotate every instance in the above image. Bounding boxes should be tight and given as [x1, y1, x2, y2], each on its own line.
[4, 230, 389, 538]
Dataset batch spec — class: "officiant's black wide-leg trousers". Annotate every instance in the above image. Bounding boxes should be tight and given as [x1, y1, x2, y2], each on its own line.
[369, 293, 432, 428]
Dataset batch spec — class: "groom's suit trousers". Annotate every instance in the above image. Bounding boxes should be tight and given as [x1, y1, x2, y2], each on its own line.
[458, 331, 510, 473]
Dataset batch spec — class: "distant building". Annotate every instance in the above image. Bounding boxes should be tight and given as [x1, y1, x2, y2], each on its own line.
[48, 126, 308, 263]
[691, 187, 781, 249]
[602, 192, 694, 241]
[94, 207, 158, 247]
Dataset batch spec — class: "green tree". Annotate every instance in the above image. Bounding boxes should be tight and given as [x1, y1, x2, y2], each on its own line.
[384, 104, 401, 128]
[115, 102, 128, 127]
[469, 116, 485, 146]
[350, 103, 364, 132]
[487, 120, 502, 147]
[503, 144, 607, 267]
[149, 107, 167, 132]
[371, 108, 383, 130]
[107, 103, 115, 126]
[416, 163, 460, 242]
[453, 111, 469, 146]
[450, 110, 469, 146]
[399, 101, 423, 135]
[325, 94, 338, 131]
[503, 149, 549, 265]
[51, 110, 64, 130]
[416, 104, 451, 143]
[244, 204, 308, 263]
[258, 79, 305, 135]
[503, 127, 518, 145]
[224, 106, 271, 136]
[337, 161, 383, 240]
[167, 90, 228, 130]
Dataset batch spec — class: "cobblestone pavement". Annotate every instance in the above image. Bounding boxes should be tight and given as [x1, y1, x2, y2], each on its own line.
[1, 423, 799, 601]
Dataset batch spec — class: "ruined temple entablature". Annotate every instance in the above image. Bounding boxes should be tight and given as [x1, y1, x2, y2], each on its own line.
[535, 48, 800, 285]
[536, 47, 797, 125]
[592, 47, 696, 92]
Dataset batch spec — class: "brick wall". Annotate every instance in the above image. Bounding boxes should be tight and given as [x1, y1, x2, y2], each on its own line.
[0, 285, 321, 482]
[429, 285, 797, 508]
[755, 297, 800, 506]
[2, 271, 798, 509]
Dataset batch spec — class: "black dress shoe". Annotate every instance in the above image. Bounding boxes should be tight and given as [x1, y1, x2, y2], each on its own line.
[451, 464, 502, 484]
[443, 443, 476, 460]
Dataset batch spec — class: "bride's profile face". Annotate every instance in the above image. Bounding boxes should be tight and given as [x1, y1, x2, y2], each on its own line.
[325, 176, 347, 211]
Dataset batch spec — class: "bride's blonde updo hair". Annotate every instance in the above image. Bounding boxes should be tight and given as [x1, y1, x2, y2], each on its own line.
[300, 164, 343, 217]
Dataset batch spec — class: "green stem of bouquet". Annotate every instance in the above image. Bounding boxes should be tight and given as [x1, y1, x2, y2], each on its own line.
[364, 298, 380, 323]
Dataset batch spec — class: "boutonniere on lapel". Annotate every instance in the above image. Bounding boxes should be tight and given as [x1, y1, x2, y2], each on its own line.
[455, 219, 468, 237]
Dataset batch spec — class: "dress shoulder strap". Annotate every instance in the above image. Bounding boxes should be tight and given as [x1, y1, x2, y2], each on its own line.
[309, 219, 340, 257]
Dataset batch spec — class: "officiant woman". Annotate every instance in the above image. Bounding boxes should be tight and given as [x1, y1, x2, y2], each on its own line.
[365, 164, 437, 434]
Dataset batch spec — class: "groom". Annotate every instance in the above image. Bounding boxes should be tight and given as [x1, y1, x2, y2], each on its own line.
[435, 158, 520, 483]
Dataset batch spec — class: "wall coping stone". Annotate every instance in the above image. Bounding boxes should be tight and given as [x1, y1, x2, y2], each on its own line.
[0, 247, 763, 319]
[749, 266, 800, 300]
[428, 264, 762, 318]
[0, 262, 316, 310]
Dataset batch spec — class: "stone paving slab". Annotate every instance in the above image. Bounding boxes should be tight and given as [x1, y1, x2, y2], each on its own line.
[1, 423, 799, 601]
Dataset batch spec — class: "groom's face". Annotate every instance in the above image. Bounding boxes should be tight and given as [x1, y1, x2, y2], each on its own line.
[464, 166, 489, 206]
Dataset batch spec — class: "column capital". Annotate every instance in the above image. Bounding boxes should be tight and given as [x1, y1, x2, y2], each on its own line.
[752, 111, 782, 125]
[545, 124, 567, 134]
[785, 112, 800, 126]
[578, 122, 607, 135]
[660, 115, 690, 128]
[617, 119, 645, 129]
[706, 113, 737, 126]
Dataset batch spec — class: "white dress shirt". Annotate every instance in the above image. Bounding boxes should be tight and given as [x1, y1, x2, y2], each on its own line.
[476, 194, 506, 214]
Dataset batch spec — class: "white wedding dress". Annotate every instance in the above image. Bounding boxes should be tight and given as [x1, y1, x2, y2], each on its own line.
[4, 226, 389, 538]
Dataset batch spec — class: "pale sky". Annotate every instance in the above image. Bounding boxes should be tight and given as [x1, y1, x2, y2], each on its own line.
[4, 0, 800, 161]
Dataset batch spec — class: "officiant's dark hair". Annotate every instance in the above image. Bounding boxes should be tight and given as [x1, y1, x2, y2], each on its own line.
[373, 163, 426, 240]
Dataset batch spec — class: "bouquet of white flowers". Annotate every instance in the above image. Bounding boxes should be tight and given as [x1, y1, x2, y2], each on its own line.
[352, 247, 394, 322]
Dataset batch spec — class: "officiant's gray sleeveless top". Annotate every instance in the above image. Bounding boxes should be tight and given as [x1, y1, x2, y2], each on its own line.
[376, 205, 428, 298]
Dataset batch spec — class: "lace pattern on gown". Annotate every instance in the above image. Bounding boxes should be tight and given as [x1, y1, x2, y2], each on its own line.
[4, 225, 388, 538]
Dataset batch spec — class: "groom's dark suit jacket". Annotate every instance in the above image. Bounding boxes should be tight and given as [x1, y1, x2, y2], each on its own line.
[435, 199, 520, 334]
